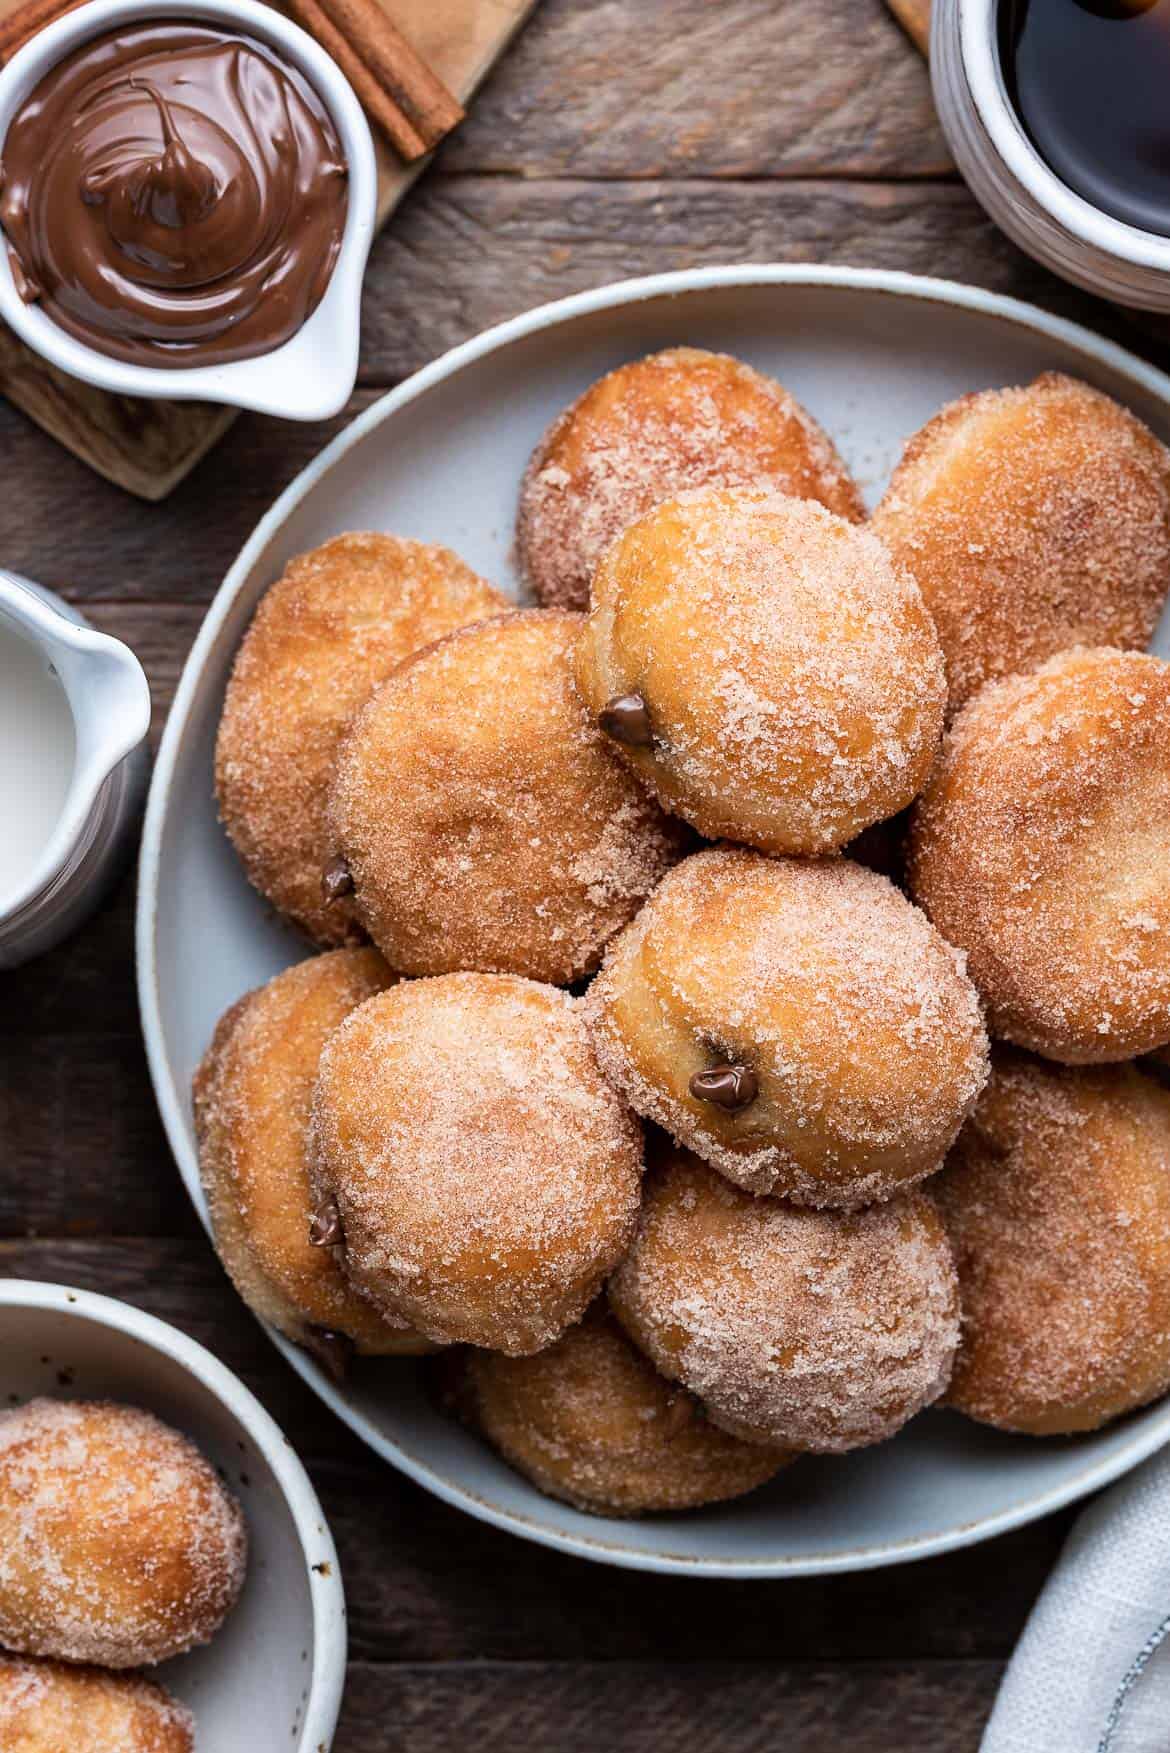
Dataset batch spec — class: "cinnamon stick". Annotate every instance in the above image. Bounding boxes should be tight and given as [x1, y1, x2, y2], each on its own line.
[315, 0, 463, 148]
[0, 0, 89, 65]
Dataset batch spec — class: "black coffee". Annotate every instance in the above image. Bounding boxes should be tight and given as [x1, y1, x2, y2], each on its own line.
[999, 0, 1170, 238]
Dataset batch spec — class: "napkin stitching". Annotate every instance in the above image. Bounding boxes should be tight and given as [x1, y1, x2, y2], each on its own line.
[1098, 1610, 1170, 1752]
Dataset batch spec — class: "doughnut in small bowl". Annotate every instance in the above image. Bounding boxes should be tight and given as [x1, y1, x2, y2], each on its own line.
[517, 346, 863, 610]
[0, 1657, 193, 1752]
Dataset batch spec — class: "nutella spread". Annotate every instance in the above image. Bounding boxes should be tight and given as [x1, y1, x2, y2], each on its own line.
[0, 21, 348, 367]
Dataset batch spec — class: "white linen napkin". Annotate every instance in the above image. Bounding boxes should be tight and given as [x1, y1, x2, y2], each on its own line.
[983, 1446, 1170, 1753]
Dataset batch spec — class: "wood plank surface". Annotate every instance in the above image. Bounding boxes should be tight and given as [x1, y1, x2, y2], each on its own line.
[0, 1, 1147, 1746]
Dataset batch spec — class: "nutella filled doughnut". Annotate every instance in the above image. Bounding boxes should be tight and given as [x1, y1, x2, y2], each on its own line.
[872, 373, 1170, 714]
[573, 488, 946, 853]
[194, 949, 434, 1375]
[609, 1150, 959, 1453]
[937, 1051, 1170, 1434]
[909, 647, 1170, 1063]
[0, 1400, 246, 1667]
[310, 973, 643, 1353]
[518, 347, 863, 610]
[215, 533, 505, 946]
[458, 1303, 789, 1516]
[0, 1657, 193, 1753]
[587, 847, 988, 1206]
[329, 610, 685, 985]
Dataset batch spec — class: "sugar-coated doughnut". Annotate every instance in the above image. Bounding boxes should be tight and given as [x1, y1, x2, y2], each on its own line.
[0, 1400, 246, 1667]
[329, 610, 685, 985]
[909, 647, 1170, 1063]
[310, 973, 643, 1354]
[215, 533, 506, 946]
[0, 1657, 193, 1753]
[936, 1051, 1170, 1434]
[573, 488, 946, 853]
[457, 1303, 790, 1515]
[872, 373, 1170, 714]
[193, 949, 434, 1374]
[587, 848, 988, 1206]
[610, 1149, 959, 1453]
[517, 347, 864, 611]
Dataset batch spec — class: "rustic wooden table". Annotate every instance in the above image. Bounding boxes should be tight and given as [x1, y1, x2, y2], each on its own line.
[1, 2, 1155, 1745]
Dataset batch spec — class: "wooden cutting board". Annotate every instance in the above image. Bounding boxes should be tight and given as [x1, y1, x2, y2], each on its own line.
[0, 0, 538, 498]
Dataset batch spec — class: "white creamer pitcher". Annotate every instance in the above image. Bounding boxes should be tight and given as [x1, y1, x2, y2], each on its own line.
[0, 570, 150, 968]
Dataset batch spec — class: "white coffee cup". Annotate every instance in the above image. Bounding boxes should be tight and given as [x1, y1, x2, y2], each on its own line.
[932, 0, 1170, 311]
[0, 571, 150, 968]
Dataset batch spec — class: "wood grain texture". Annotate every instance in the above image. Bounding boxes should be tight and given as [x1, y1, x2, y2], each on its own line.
[0, 0, 537, 497]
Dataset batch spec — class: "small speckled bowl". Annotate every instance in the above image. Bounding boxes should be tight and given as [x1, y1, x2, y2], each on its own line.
[0, 1280, 346, 1750]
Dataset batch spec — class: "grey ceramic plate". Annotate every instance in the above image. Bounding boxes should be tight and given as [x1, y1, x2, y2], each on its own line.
[138, 266, 1170, 1575]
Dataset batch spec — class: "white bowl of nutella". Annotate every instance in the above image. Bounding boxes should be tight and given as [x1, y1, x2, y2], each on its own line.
[0, 0, 377, 417]
[0, 568, 150, 969]
[933, 0, 1170, 313]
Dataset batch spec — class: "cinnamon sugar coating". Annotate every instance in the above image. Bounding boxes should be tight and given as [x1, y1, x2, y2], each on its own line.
[193, 950, 435, 1361]
[572, 488, 946, 853]
[609, 1150, 959, 1454]
[0, 1400, 246, 1668]
[586, 848, 988, 1206]
[458, 1302, 790, 1516]
[909, 647, 1170, 1063]
[872, 373, 1170, 715]
[0, 1657, 194, 1753]
[936, 1051, 1170, 1434]
[517, 347, 864, 611]
[329, 611, 686, 985]
[215, 532, 506, 946]
[310, 973, 644, 1354]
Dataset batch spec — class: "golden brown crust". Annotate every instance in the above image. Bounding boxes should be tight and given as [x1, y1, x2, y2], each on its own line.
[517, 346, 864, 611]
[0, 1400, 246, 1668]
[609, 1149, 959, 1454]
[310, 973, 644, 1354]
[908, 647, 1170, 1063]
[329, 610, 687, 985]
[872, 372, 1170, 714]
[573, 488, 946, 853]
[193, 951, 435, 1358]
[936, 1051, 1170, 1434]
[215, 532, 506, 946]
[0, 1657, 194, 1752]
[460, 1304, 789, 1515]
[586, 847, 988, 1206]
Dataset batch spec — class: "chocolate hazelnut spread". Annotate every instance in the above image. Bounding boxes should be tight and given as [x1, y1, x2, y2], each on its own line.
[0, 21, 349, 367]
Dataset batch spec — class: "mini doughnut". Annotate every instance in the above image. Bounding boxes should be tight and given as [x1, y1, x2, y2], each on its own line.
[573, 488, 946, 853]
[871, 372, 1170, 714]
[329, 610, 685, 985]
[0, 1657, 193, 1753]
[909, 647, 1170, 1063]
[587, 847, 988, 1206]
[193, 949, 434, 1375]
[936, 1051, 1170, 1434]
[0, 1399, 246, 1667]
[457, 1303, 790, 1516]
[310, 973, 643, 1354]
[215, 532, 506, 946]
[517, 346, 864, 610]
[609, 1150, 959, 1453]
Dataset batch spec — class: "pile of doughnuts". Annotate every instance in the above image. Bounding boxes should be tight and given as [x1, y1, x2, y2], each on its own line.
[199, 346, 1170, 1519]
[0, 1399, 246, 1748]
